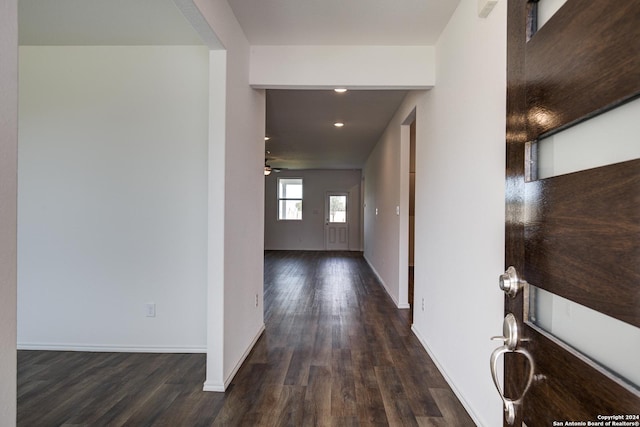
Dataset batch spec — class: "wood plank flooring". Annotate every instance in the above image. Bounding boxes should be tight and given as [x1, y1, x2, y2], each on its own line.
[17, 250, 474, 426]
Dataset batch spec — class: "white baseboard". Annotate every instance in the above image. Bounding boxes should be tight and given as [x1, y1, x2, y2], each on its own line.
[202, 382, 225, 392]
[223, 323, 265, 390]
[410, 325, 483, 426]
[363, 254, 402, 308]
[17, 343, 207, 353]
[201, 323, 266, 393]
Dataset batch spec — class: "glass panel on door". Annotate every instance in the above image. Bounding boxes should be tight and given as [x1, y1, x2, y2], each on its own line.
[528, 284, 640, 388]
[536, 96, 640, 179]
[328, 195, 347, 223]
[537, 0, 569, 30]
[325, 193, 349, 250]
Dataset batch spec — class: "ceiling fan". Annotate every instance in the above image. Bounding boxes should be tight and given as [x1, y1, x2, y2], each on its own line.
[264, 149, 291, 175]
[264, 159, 283, 176]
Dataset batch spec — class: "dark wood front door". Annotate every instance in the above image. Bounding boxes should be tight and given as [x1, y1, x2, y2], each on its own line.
[503, 0, 640, 425]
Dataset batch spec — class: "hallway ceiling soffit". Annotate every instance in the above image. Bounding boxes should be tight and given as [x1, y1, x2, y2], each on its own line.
[236, 0, 459, 170]
[227, 0, 460, 46]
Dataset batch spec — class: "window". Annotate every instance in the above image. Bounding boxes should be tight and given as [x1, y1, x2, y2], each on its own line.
[278, 178, 303, 220]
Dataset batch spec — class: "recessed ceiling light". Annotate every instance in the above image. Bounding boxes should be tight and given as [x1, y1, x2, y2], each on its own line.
[334, 122, 344, 127]
[334, 88, 347, 93]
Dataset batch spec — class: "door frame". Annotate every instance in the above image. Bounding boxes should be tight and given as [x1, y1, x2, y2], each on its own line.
[399, 108, 416, 311]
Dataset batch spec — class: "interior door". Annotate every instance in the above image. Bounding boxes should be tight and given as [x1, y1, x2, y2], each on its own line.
[499, 0, 640, 425]
[325, 192, 349, 251]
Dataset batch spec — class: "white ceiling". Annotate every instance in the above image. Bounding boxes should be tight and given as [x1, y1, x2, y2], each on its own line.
[18, 0, 459, 170]
[227, 0, 460, 46]
[266, 89, 407, 170]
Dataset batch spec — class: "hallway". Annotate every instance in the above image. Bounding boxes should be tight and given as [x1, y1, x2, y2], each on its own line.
[17, 251, 474, 426]
[219, 250, 474, 425]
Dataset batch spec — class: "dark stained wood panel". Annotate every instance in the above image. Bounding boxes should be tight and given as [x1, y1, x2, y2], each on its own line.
[505, 0, 529, 272]
[524, 159, 640, 327]
[522, 325, 640, 426]
[526, 0, 640, 137]
[17, 251, 474, 426]
[505, 1, 530, 424]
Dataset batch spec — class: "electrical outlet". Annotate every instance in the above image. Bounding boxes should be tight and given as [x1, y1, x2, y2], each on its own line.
[145, 303, 156, 317]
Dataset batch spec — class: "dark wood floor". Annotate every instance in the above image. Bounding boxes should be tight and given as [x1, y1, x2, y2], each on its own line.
[17, 251, 474, 426]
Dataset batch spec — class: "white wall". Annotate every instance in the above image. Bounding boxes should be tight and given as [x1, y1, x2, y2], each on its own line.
[264, 169, 361, 251]
[363, 0, 507, 424]
[193, 0, 266, 390]
[250, 45, 435, 89]
[363, 95, 418, 308]
[0, 0, 18, 423]
[18, 46, 209, 352]
[413, 0, 506, 425]
[205, 49, 227, 390]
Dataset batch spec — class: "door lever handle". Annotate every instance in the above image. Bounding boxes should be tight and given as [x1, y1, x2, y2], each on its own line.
[489, 313, 535, 425]
[490, 345, 535, 425]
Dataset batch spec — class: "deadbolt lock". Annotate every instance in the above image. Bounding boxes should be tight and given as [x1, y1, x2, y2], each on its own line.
[499, 266, 526, 298]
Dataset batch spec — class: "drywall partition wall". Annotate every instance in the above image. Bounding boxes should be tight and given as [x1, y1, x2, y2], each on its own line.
[0, 0, 18, 422]
[362, 115, 395, 301]
[250, 45, 435, 89]
[264, 169, 362, 251]
[193, 0, 266, 390]
[206, 49, 227, 390]
[363, 93, 420, 308]
[18, 46, 209, 352]
[411, 0, 506, 425]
